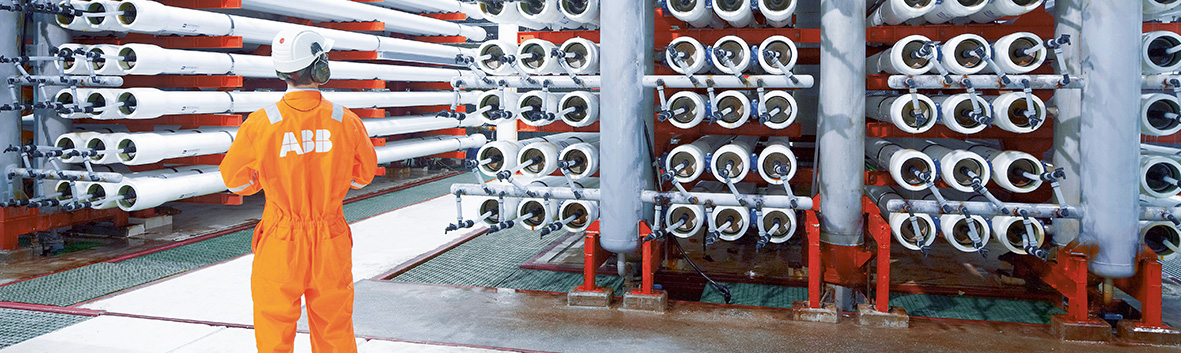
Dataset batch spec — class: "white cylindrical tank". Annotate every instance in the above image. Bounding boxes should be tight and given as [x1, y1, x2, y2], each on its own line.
[711, 35, 755, 75]
[664, 36, 710, 74]
[866, 94, 938, 134]
[666, 91, 709, 129]
[559, 141, 600, 180]
[866, 137, 936, 192]
[516, 39, 560, 75]
[115, 166, 226, 211]
[558, 37, 599, 75]
[759, 90, 798, 130]
[985, 32, 1047, 74]
[919, 142, 991, 193]
[115, 128, 237, 165]
[965, 144, 1045, 193]
[559, 199, 600, 232]
[757, 35, 798, 75]
[475, 40, 518, 76]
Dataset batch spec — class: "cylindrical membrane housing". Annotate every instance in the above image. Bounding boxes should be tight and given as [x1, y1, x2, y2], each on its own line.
[933, 94, 991, 134]
[664, 36, 710, 74]
[711, 35, 755, 74]
[969, 0, 1045, 23]
[517, 90, 560, 127]
[712, 90, 752, 129]
[666, 135, 728, 183]
[940, 214, 991, 253]
[866, 94, 938, 133]
[866, 137, 936, 191]
[667, 0, 724, 28]
[760, 90, 798, 130]
[923, 0, 987, 24]
[1143, 31, 1181, 74]
[757, 136, 797, 184]
[516, 39, 560, 75]
[712, 0, 755, 28]
[559, 37, 600, 75]
[990, 92, 1047, 134]
[558, 91, 599, 127]
[759, 0, 797, 27]
[868, 0, 936, 26]
[867, 35, 934, 75]
[666, 91, 708, 129]
[941, 33, 991, 75]
[992, 216, 1046, 255]
[1142, 154, 1181, 198]
[1142, 93, 1181, 136]
[757, 35, 798, 75]
[710, 135, 758, 182]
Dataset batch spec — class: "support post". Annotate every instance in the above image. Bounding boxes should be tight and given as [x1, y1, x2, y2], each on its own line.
[816, 0, 865, 247]
[1051, 0, 1082, 246]
[0, 4, 19, 198]
[569, 221, 613, 307]
[1078, 0, 1141, 279]
[598, 0, 655, 256]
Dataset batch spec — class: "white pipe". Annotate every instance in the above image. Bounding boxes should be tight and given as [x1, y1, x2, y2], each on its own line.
[1143, 31, 1181, 74]
[115, 128, 235, 165]
[889, 212, 936, 251]
[559, 199, 599, 232]
[758, 0, 797, 27]
[1142, 154, 1181, 198]
[666, 135, 728, 184]
[558, 91, 599, 127]
[712, 0, 755, 28]
[476, 90, 519, 125]
[116, 44, 477, 81]
[984, 32, 1046, 74]
[559, 37, 600, 75]
[375, 134, 488, 164]
[866, 137, 936, 192]
[867, 34, 934, 75]
[475, 40, 518, 76]
[712, 90, 752, 129]
[1142, 93, 1181, 136]
[664, 36, 709, 74]
[757, 35, 798, 75]
[479, 1, 546, 30]
[964, 144, 1045, 194]
[918, 142, 991, 193]
[760, 90, 797, 130]
[990, 92, 1047, 134]
[941, 33, 990, 75]
[992, 216, 1045, 255]
[83, 89, 124, 120]
[106, 0, 473, 64]
[940, 214, 991, 253]
[560, 0, 600, 27]
[667, 0, 724, 28]
[1140, 220, 1181, 260]
[363, 114, 484, 137]
[520, 0, 580, 30]
[710, 135, 758, 182]
[109, 88, 481, 120]
[757, 136, 796, 185]
[969, 0, 1045, 23]
[517, 90, 560, 127]
[868, 0, 936, 26]
[86, 166, 207, 209]
[517, 39, 560, 75]
[922, 0, 986, 24]
[559, 141, 599, 179]
[665, 181, 725, 238]
[932, 94, 991, 135]
[866, 94, 937, 133]
[517, 134, 598, 178]
[711, 35, 755, 75]
[666, 91, 708, 129]
[237, 0, 486, 40]
[371, 0, 481, 18]
[116, 166, 225, 211]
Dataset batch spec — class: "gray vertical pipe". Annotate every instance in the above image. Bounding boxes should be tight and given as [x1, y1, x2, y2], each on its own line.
[1052, 0, 1082, 246]
[31, 14, 72, 171]
[817, 0, 865, 246]
[0, 10, 19, 193]
[1079, 1, 1140, 278]
[598, 0, 654, 255]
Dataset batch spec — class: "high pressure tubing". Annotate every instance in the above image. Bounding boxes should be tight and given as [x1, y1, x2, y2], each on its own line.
[711, 135, 759, 182]
[865, 185, 936, 251]
[115, 165, 225, 211]
[759, 90, 798, 130]
[235, 0, 486, 39]
[756, 136, 797, 185]
[1143, 31, 1181, 74]
[923, 0, 987, 24]
[712, 90, 752, 129]
[985, 32, 1047, 74]
[1142, 93, 1181, 136]
[374, 134, 488, 164]
[932, 94, 992, 134]
[866, 137, 936, 192]
[712, 0, 756, 28]
[104, 88, 481, 120]
[989, 92, 1047, 134]
[667, 0, 724, 28]
[517, 134, 600, 178]
[711, 36, 756, 74]
[664, 36, 709, 74]
[868, 0, 936, 26]
[969, 0, 1045, 23]
[866, 94, 938, 134]
[665, 135, 728, 184]
[558, 91, 599, 127]
[757, 36, 798, 75]
[941, 33, 991, 75]
[559, 140, 600, 180]
[665, 91, 708, 129]
[1142, 154, 1181, 199]
[917, 140, 991, 194]
[867, 34, 935, 75]
[665, 181, 725, 238]
[114, 44, 478, 81]
[90, 0, 474, 64]
[963, 143, 1045, 194]
[759, 0, 797, 27]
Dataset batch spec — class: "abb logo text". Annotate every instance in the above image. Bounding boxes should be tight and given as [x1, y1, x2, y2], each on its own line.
[280, 129, 332, 157]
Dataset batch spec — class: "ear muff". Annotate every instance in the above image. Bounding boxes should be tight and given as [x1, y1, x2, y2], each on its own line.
[310, 42, 331, 85]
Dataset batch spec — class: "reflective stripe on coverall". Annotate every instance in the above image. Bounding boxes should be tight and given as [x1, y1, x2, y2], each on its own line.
[221, 90, 377, 353]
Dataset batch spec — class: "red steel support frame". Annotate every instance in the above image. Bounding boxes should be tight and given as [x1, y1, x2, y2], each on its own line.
[633, 221, 662, 295]
[805, 210, 822, 309]
[864, 197, 892, 313]
[1114, 245, 1167, 328]
[577, 221, 610, 292]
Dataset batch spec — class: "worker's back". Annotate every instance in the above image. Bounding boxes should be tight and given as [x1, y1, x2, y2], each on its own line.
[221, 90, 378, 222]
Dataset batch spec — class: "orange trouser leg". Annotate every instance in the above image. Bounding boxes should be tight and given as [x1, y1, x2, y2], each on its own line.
[305, 231, 356, 353]
[252, 227, 309, 353]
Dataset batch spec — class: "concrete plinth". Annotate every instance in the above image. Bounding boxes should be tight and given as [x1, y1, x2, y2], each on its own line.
[0, 247, 32, 262]
[567, 287, 613, 308]
[1050, 315, 1113, 342]
[792, 301, 839, 323]
[1116, 320, 1181, 346]
[857, 304, 909, 328]
[622, 289, 667, 313]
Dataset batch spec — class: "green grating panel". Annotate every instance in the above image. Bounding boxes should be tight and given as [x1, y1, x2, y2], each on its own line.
[391, 225, 565, 288]
[0, 174, 464, 307]
[889, 293, 1065, 324]
[0, 308, 92, 348]
[1163, 257, 1181, 280]
[699, 282, 806, 309]
[497, 270, 625, 294]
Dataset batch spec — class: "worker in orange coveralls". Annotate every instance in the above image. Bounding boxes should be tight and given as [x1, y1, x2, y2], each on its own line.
[220, 29, 377, 353]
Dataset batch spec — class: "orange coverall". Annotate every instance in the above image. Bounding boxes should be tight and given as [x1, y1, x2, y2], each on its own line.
[221, 90, 377, 353]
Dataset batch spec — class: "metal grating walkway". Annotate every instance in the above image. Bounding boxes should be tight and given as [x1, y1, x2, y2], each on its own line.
[391, 225, 573, 288]
[0, 308, 91, 348]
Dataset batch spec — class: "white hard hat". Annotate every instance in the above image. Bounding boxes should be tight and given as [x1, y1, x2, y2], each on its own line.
[271, 29, 334, 73]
